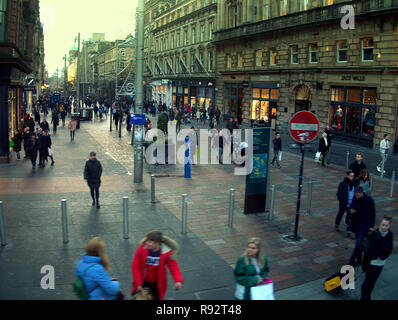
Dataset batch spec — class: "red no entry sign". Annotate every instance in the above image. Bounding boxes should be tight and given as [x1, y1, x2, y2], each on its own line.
[289, 111, 320, 144]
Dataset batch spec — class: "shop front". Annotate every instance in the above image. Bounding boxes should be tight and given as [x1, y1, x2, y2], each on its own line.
[151, 79, 172, 107]
[172, 81, 189, 109]
[224, 83, 244, 124]
[189, 80, 215, 111]
[329, 86, 377, 146]
[251, 83, 279, 128]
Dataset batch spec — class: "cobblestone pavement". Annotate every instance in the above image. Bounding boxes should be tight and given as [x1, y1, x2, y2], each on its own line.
[86, 116, 398, 293]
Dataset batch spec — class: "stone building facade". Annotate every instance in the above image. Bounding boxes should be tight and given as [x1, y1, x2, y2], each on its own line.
[213, 0, 398, 148]
[0, 0, 44, 163]
[144, 0, 217, 110]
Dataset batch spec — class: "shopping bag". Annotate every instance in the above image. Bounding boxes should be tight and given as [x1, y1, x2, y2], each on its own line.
[48, 148, 53, 157]
[173, 119, 178, 125]
[250, 279, 275, 300]
[278, 152, 282, 162]
[315, 152, 321, 163]
[196, 147, 200, 160]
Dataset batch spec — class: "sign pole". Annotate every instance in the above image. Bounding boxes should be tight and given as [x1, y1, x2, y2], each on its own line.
[293, 143, 305, 240]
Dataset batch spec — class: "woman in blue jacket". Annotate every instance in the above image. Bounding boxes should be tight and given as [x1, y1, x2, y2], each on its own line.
[75, 237, 123, 300]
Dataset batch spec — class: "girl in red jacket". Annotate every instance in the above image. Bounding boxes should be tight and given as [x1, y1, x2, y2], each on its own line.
[131, 230, 183, 300]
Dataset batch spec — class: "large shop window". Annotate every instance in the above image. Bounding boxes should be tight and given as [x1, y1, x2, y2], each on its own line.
[251, 87, 278, 123]
[225, 84, 243, 121]
[330, 87, 377, 139]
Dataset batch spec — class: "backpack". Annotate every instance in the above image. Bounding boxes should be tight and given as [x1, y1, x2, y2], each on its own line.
[73, 264, 97, 300]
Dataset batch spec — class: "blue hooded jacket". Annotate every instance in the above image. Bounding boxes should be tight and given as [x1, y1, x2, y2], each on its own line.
[75, 254, 120, 300]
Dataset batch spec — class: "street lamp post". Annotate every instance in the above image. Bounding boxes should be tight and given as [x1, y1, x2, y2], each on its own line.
[134, 0, 144, 183]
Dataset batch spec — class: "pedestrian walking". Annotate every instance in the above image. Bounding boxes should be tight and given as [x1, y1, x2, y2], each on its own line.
[234, 237, 270, 300]
[22, 127, 31, 158]
[219, 131, 225, 164]
[60, 109, 67, 127]
[39, 130, 51, 168]
[348, 186, 376, 266]
[175, 110, 182, 133]
[188, 127, 198, 165]
[349, 152, 367, 178]
[271, 132, 282, 169]
[324, 125, 333, 164]
[358, 169, 372, 196]
[335, 170, 357, 236]
[27, 133, 39, 169]
[12, 129, 23, 161]
[84, 152, 103, 209]
[28, 116, 35, 133]
[318, 132, 329, 166]
[113, 109, 120, 129]
[40, 119, 50, 132]
[75, 237, 124, 300]
[51, 112, 59, 134]
[131, 230, 183, 300]
[377, 134, 390, 174]
[68, 117, 78, 142]
[46, 131, 55, 166]
[34, 108, 41, 124]
[361, 215, 394, 300]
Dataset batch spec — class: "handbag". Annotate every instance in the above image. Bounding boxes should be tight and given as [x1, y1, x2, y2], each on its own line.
[278, 152, 282, 162]
[173, 119, 178, 125]
[250, 278, 275, 300]
[48, 148, 53, 157]
[315, 152, 321, 162]
[235, 283, 245, 300]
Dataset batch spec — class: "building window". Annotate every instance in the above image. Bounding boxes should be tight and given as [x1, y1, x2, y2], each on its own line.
[270, 49, 277, 65]
[202, 0, 207, 8]
[232, 6, 238, 27]
[171, 35, 174, 49]
[191, 53, 195, 72]
[225, 84, 244, 118]
[280, 0, 287, 16]
[362, 38, 374, 62]
[255, 50, 263, 67]
[200, 24, 205, 42]
[184, 30, 188, 45]
[191, 27, 196, 44]
[177, 33, 180, 47]
[263, 1, 270, 20]
[121, 48, 125, 57]
[226, 55, 232, 69]
[330, 87, 377, 139]
[309, 44, 318, 64]
[237, 53, 243, 68]
[252, 87, 279, 122]
[209, 21, 214, 40]
[165, 37, 168, 50]
[291, 45, 299, 64]
[300, 0, 309, 11]
[208, 51, 214, 71]
[337, 40, 348, 62]
[323, 0, 333, 5]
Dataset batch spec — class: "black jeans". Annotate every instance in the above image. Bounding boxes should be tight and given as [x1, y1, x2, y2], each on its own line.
[39, 151, 47, 166]
[90, 186, 100, 202]
[361, 265, 383, 300]
[143, 281, 159, 300]
[70, 130, 75, 141]
[271, 150, 280, 167]
[335, 204, 350, 227]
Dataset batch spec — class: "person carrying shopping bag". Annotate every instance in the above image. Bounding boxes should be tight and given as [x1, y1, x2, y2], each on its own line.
[234, 237, 272, 300]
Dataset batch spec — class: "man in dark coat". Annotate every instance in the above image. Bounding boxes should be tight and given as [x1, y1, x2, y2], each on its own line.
[84, 152, 103, 209]
[39, 130, 52, 168]
[51, 112, 59, 133]
[12, 129, 23, 160]
[335, 170, 357, 235]
[271, 132, 282, 169]
[40, 119, 50, 132]
[349, 152, 367, 178]
[22, 127, 32, 158]
[28, 116, 35, 133]
[27, 133, 39, 169]
[361, 215, 393, 300]
[348, 186, 376, 266]
[318, 132, 329, 166]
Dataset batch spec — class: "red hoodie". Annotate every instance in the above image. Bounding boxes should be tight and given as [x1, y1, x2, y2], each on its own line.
[131, 238, 183, 300]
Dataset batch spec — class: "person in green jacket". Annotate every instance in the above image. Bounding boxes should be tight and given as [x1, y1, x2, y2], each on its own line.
[234, 237, 270, 300]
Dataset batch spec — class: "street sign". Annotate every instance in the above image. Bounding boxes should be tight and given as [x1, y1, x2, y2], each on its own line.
[130, 113, 145, 125]
[289, 111, 320, 144]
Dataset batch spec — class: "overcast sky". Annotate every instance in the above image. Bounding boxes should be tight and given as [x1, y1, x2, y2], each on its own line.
[40, 0, 139, 76]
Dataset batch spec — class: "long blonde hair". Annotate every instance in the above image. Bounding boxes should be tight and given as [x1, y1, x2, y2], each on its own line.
[85, 237, 111, 271]
[243, 237, 264, 268]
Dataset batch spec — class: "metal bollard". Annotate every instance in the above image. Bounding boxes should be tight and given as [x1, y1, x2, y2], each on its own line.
[61, 200, 69, 244]
[228, 189, 235, 228]
[390, 171, 396, 198]
[123, 197, 129, 239]
[0, 201, 7, 246]
[151, 175, 155, 203]
[182, 194, 188, 234]
[269, 185, 275, 221]
[346, 151, 350, 170]
[307, 181, 313, 216]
